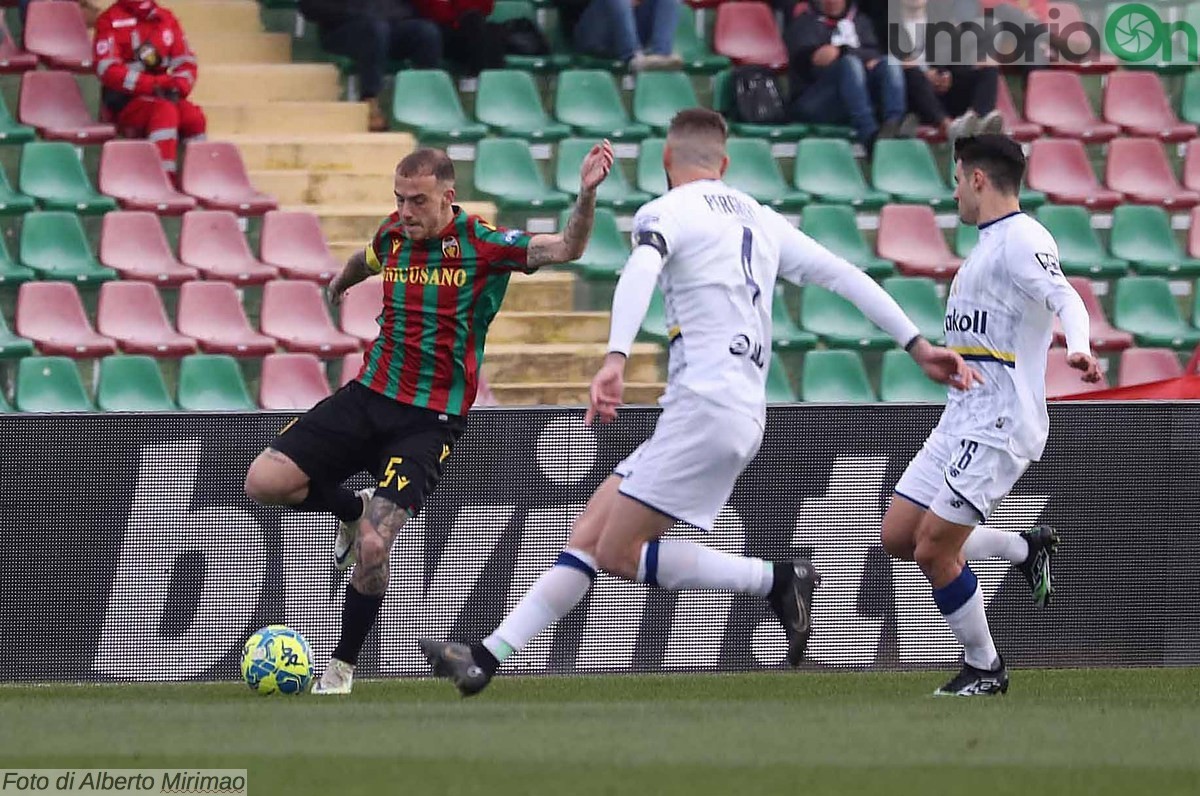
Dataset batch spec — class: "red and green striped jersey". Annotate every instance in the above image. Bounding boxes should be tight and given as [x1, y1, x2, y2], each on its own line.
[357, 206, 533, 416]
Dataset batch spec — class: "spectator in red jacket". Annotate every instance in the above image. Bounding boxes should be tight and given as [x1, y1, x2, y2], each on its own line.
[93, 0, 205, 178]
[414, 0, 506, 76]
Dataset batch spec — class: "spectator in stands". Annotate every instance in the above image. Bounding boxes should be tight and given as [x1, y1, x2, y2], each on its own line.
[93, 0, 206, 180]
[556, 0, 684, 70]
[785, 0, 911, 148]
[299, 0, 444, 132]
[414, 0, 507, 76]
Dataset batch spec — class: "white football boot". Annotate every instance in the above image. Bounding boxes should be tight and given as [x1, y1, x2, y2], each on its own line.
[311, 658, 355, 695]
[333, 488, 374, 571]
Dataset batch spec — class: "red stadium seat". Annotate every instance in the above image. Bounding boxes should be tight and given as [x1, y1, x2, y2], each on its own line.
[15, 281, 117, 357]
[876, 204, 962, 280]
[96, 281, 198, 357]
[1046, 347, 1109, 398]
[23, 0, 92, 72]
[713, 2, 788, 70]
[19, 71, 115, 143]
[260, 280, 361, 356]
[0, 15, 38, 73]
[340, 276, 383, 344]
[179, 210, 279, 285]
[1102, 71, 1196, 143]
[1026, 138, 1123, 210]
[1118, 347, 1183, 387]
[99, 211, 198, 286]
[1052, 276, 1134, 353]
[99, 140, 197, 215]
[1105, 138, 1200, 210]
[1045, 2, 1119, 74]
[259, 352, 332, 410]
[180, 141, 278, 215]
[1024, 71, 1118, 143]
[995, 79, 1041, 143]
[176, 281, 277, 357]
[339, 350, 365, 387]
[260, 210, 341, 282]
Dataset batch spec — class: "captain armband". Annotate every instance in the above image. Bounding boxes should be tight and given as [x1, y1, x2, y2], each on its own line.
[634, 230, 668, 257]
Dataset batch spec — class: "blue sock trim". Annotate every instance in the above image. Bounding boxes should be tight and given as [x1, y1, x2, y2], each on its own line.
[643, 540, 660, 587]
[932, 564, 978, 616]
[555, 551, 596, 580]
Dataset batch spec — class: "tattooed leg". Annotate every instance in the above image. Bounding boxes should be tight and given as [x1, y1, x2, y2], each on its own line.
[350, 494, 411, 597]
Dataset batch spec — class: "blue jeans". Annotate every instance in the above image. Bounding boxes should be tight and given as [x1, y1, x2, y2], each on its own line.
[573, 0, 679, 60]
[790, 55, 907, 143]
[319, 15, 443, 98]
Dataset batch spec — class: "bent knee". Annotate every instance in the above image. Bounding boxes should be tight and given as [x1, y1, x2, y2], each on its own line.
[594, 534, 639, 580]
[880, 521, 916, 561]
[244, 450, 306, 505]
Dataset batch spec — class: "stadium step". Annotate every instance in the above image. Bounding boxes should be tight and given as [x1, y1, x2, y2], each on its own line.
[489, 382, 665, 405]
[489, 311, 609, 343]
[191, 64, 341, 104]
[224, 134, 415, 173]
[255, 171, 398, 206]
[304, 202, 498, 241]
[485, 343, 660, 383]
[187, 32, 292, 64]
[207, 103, 370, 136]
[249, 170, 311, 205]
[161, 0, 263, 33]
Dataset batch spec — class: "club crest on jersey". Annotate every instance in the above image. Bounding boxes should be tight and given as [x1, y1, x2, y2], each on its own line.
[441, 237, 461, 259]
[502, 229, 523, 245]
[1035, 252, 1062, 276]
[391, 238, 402, 254]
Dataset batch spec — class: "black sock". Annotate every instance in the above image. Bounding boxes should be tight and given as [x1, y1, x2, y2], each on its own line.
[470, 643, 500, 676]
[332, 584, 384, 666]
[295, 482, 364, 523]
[767, 561, 792, 604]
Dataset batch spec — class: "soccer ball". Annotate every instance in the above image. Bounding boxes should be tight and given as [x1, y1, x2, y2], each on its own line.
[240, 625, 313, 696]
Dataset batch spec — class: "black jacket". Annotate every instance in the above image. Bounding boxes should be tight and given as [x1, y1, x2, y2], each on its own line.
[300, 0, 415, 27]
[785, 6, 883, 95]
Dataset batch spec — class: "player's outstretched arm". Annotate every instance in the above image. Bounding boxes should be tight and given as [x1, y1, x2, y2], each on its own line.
[527, 140, 614, 269]
[326, 249, 372, 307]
[906, 335, 984, 390]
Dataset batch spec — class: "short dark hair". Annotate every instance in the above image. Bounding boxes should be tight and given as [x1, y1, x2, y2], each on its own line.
[954, 134, 1025, 196]
[667, 108, 728, 142]
[397, 147, 456, 183]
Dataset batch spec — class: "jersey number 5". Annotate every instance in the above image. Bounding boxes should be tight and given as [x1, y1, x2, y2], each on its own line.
[741, 227, 761, 304]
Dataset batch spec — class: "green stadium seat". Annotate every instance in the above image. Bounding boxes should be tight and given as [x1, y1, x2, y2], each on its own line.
[475, 138, 572, 211]
[882, 276, 945, 343]
[800, 285, 894, 349]
[20, 142, 117, 214]
[800, 204, 895, 278]
[793, 138, 888, 209]
[712, 69, 814, 141]
[640, 288, 670, 343]
[1035, 205, 1129, 277]
[556, 137, 651, 211]
[1113, 276, 1200, 349]
[1183, 71, 1200, 126]
[561, 206, 628, 281]
[766, 353, 798, 402]
[1110, 205, 1200, 277]
[20, 211, 117, 284]
[390, 70, 488, 143]
[555, 70, 650, 141]
[800, 349, 876, 402]
[0, 92, 35, 143]
[475, 70, 570, 142]
[725, 138, 810, 211]
[96, 355, 176, 412]
[637, 138, 668, 196]
[15, 356, 93, 412]
[879, 348, 947, 403]
[675, 6, 731, 73]
[771, 286, 818, 351]
[488, 1, 573, 71]
[0, 311, 34, 359]
[0, 168, 35, 216]
[0, 234, 36, 287]
[633, 71, 698, 136]
[872, 139, 954, 209]
[953, 223, 977, 258]
[177, 354, 255, 411]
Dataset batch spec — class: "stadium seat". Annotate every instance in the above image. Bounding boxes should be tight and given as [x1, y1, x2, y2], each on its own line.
[800, 285, 893, 349]
[1034, 205, 1128, 278]
[1052, 276, 1133, 352]
[259, 210, 341, 282]
[19, 70, 116, 143]
[713, 1, 788, 70]
[1024, 71, 1119, 142]
[20, 211, 117, 283]
[771, 286, 818, 351]
[882, 276, 945, 343]
[800, 349, 875, 402]
[995, 78, 1041, 142]
[15, 356, 93, 412]
[0, 92, 34, 143]
[1118, 347, 1183, 387]
[97, 281, 198, 357]
[880, 348, 946, 403]
[556, 137, 651, 211]
[20, 142, 117, 214]
[555, 70, 650, 141]
[474, 138, 572, 211]
[1184, 71, 1200, 127]
[1183, 144, 1200, 196]
[98, 140, 197, 215]
[99, 211, 198, 286]
[876, 204, 962, 279]
[0, 235, 35, 287]
[793, 138, 887, 209]
[1110, 205, 1200, 277]
[871, 140, 954, 209]
[179, 210, 279, 285]
[1102, 71, 1196, 143]
[0, 167, 34, 216]
[1046, 347, 1110, 398]
[675, 5, 731, 73]
[725, 138, 810, 211]
[954, 223, 977, 258]
[261, 280, 360, 356]
[339, 350, 365, 387]
[391, 69, 488, 143]
[1044, 1, 1118, 74]
[633, 72, 698, 135]
[15, 282, 118, 357]
[340, 276, 383, 344]
[800, 204, 894, 278]
[23, 0, 92, 72]
[0, 311, 34, 359]
[765, 353, 797, 402]
[636, 138, 668, 196]
[488, 1, 572, 72]
[1187, 206, 1200, 260]
[96, 355, 177, 411]
[475, 70, 570, 142]
[944, 158, 1045, 211]
[1106, 138, 1200, 210]
[565, 206, 628, 281]
[1112, 276, 1200, 349]
[0, 15, 38, 73]
[1026, 138, 1123, 210]
[180, 141, 278, 215]
[176, 281, 277, 357]
[177, 354, 255, 411]
[711, 68, 813, 140]
[259, 352, 332, 410]
[639, 288, 669, 344]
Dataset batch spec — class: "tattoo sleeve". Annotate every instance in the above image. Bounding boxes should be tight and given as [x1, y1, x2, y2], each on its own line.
[333, 250, 372, 294]
[527, 188, 597, 268]
[350, 496, 411, 597]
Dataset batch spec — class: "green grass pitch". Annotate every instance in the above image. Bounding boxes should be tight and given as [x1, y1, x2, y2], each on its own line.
[3, 669, 1199, 795]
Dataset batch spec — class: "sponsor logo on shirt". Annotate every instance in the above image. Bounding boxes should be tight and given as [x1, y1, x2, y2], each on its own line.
[945, 308, 990, 335]
[384, 266, 467, 287]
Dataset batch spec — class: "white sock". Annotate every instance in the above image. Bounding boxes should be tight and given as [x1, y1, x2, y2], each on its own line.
[961, 527, 1029, 563]
[484, 547, 596, 662]
[637, 539, 773, 596]
[934, 565, 1000, 671]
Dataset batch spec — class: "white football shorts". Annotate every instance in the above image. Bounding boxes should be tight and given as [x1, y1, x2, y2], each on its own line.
[894, 429, 1031, 525]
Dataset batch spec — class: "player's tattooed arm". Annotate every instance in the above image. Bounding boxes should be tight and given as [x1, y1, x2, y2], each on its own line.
[327, 249, 371, 307]
[351, 496, 411, 596]
[528, 189, 598, 268]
